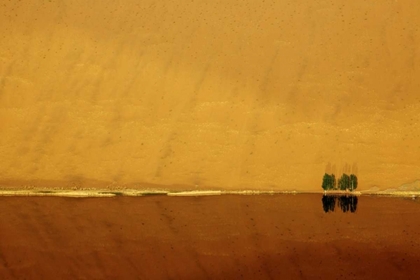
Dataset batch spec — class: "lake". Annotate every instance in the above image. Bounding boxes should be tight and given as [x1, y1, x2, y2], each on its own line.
[0, 194, 419, 279]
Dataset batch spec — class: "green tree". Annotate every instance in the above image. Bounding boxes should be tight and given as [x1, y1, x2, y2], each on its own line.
[322, 173, 329, 190]
[350, 174, 358, 191]
[332, 174, 337, 190]
[344, 174, 351, 190]
[338, 174, 351, 190]
[322, 173, 333, 191]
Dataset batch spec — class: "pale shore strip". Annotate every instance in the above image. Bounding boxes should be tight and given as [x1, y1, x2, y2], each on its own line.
[0, 188, 418, 198]
[168, 190, 222, 196]
[0, 189, 169, 197]
[0, 190, 116, 197]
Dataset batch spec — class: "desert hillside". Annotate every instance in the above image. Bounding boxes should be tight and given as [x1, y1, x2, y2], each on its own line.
[1, 0, 419, 191]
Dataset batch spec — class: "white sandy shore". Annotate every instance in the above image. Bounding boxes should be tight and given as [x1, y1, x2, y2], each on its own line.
[168, 190, 222, 196]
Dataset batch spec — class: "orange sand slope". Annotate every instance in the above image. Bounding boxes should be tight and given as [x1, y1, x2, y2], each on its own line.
[1, 1, 420, 191]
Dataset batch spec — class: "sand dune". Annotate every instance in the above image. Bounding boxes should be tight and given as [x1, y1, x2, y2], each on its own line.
[1, 1, 420, 191]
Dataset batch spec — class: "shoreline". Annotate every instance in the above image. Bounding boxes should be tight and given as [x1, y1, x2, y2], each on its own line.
[0, 188, 418, 198]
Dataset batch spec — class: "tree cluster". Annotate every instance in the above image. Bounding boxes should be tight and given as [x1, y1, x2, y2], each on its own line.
[322, 173, 358, 191]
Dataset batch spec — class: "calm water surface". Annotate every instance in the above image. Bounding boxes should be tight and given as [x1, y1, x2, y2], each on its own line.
[0, 194, 419, 279]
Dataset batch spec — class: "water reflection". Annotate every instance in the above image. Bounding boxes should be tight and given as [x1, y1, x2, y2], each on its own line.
[322, 195, 358, 213]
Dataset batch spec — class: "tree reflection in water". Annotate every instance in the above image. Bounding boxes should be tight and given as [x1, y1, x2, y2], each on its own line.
[322, 195, 358, 213]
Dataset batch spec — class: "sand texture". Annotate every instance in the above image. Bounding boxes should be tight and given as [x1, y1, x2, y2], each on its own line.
[0, 195, 419, 279]
[1, 1, 420, 191]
